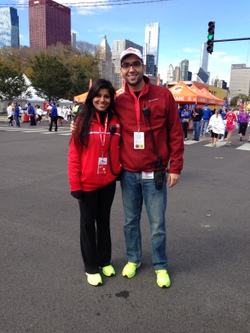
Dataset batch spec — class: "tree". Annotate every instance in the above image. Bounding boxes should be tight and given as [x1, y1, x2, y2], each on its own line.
[230, 93, 250, 107]
[0, 61, 31, 101]
[29, 53, 72, 101]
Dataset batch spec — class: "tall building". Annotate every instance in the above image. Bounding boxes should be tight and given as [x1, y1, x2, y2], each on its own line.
[180, 59, 189, 81]
[0, 7, 19, 48]
[71, 32, 76, 49]
[167, 64, 174, 83]
[196, 42, 209, 84]
[112, 39, 143, 88]
[96, 36, 114, 85]
[229, 64, 250, 99]
[144, 22, 160, 76]
[29, 0, 71, 49]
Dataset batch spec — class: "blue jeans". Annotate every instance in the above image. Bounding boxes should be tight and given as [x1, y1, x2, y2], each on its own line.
[120, 170, 168, 270]
[193, 121, 201, 140]
[201, 119, 209, 136]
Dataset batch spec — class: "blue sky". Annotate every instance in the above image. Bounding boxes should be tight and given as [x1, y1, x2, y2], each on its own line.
[2, 0, 250, 85]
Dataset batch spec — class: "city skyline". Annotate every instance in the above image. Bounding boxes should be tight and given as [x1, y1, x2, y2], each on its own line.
[0, 0, 250, 85]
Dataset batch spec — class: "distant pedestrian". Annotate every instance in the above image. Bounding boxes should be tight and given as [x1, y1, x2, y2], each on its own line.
[13, 102, 20, 127]
[27, 102, 36, 126]
[224, 108, 237, 146]
[201, 103, 212, 137]
[191, 103, 203, 141]
[49, 101, 58, 132]
[7, 102, 14, 126]
[208, 109, 225, 147]
[181, 104, 191, 140]
[238, 109, 249, 141]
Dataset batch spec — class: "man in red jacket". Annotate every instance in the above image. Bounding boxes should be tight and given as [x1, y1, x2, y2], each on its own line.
[116, 48, 184, 288]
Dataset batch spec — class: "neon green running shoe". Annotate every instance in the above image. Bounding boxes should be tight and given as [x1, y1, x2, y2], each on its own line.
[85, 273, 102, 286]
[101, 265, 116, 277]
[122, 262, 141, 278]
[155, 269, 171, 288]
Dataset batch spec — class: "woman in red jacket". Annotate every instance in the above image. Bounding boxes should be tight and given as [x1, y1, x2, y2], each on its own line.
[68, 79, 121, 286]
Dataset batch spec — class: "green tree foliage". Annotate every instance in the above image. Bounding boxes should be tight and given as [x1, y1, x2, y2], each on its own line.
[0, 61, 30, 101]
[0, 42, 100, 101]
[230, 94, 250, 107]
[29, 53, 72, 101]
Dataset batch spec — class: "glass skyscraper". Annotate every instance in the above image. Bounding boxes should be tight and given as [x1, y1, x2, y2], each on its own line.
[0, 7, 20, 48]
[144, 22, 160, 76]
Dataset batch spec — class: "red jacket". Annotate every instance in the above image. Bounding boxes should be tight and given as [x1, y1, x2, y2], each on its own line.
[115, 76, 184, 174]
[68, 111, 121, 192]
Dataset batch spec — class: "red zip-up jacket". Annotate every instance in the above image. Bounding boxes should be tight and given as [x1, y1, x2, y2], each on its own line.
[68, 111, 121, 192]
[115, 76, 184, 174]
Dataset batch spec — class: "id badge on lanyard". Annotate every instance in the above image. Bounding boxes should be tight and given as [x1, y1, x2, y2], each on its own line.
[96, 113, 108, 175]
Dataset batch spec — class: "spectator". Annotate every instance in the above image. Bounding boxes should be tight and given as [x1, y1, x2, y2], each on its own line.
[49, 102, 58, 132]
[208, 109, 225, 147]
[7, 102, 13, 126]
[27, 102, 36, 126]
[238, 109, 249, 141]
[224, 107, 237, 146]
[181, 104, 191, 141]
[201, 103, 212, 137]
[13, 102, 20, 128]
[191, 104, 203, 141]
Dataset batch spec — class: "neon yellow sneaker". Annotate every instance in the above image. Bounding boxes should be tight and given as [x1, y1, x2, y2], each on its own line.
[155, 269, 171, 288]
[101, 265, 116, 277]
[122, 262, 141, 278]
[85, 273, 102, 286]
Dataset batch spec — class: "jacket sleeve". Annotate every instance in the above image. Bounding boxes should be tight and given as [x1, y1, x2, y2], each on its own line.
[166, 91, 184, 174]
[68, 137, 83, 192]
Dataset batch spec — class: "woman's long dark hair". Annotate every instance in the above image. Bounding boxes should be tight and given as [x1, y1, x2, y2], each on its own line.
[73, 79, 116, 146]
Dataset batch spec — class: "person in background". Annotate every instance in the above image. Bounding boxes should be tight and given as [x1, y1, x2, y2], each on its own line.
[27, 102, 36, 126]
[7, 102, 14, 126]
[57, 103, 64, 126]
[238, 108, 249, 141]
[191, 103, 203, 141]
[35, 105, 43, 124]
[208, 109, 225, 147]
[13, 102, 20, 127]
[201, 103, 212, 137]
[178, 104, 185, 119]
[181, 104, 191, 141]
[68, 79, 121, 287]
[49, 101, 58, 132]
[71, 100, 80, 120]
[219, 103, 228, 141]
[224, 107, 237, 146]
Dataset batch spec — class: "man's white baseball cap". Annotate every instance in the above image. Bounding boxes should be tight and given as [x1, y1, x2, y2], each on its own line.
[120, 47, 143, 62]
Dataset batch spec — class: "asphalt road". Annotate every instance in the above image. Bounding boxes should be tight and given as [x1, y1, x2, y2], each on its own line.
[0, 122, 249, 333]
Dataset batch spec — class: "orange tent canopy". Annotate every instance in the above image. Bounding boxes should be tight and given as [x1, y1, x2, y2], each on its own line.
[200, 88, 224, 106]
[74, 91, 88, 103]
[169, 81, 205, 104]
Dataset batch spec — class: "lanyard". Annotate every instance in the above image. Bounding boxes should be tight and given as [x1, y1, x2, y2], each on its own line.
[130, 83, 147, 132]
[95, 112, 108, 155]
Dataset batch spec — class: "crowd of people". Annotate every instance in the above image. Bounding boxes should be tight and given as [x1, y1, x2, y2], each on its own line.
[6, 101, 80, 129]
[178, 102, 250, 146]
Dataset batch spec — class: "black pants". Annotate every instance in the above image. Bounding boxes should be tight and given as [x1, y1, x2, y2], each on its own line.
[182, 122, 189, 138]
[79, 181, 116, 274]
[49, 116, 58, 131]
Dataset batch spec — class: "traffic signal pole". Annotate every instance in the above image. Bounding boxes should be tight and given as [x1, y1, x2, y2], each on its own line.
[213, 37, 250, 42]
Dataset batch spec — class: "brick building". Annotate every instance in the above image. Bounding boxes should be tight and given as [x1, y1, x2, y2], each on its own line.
[29, 0, 71, 49]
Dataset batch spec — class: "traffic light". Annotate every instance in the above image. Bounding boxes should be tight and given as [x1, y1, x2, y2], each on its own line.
[207, 21, 215, 54]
